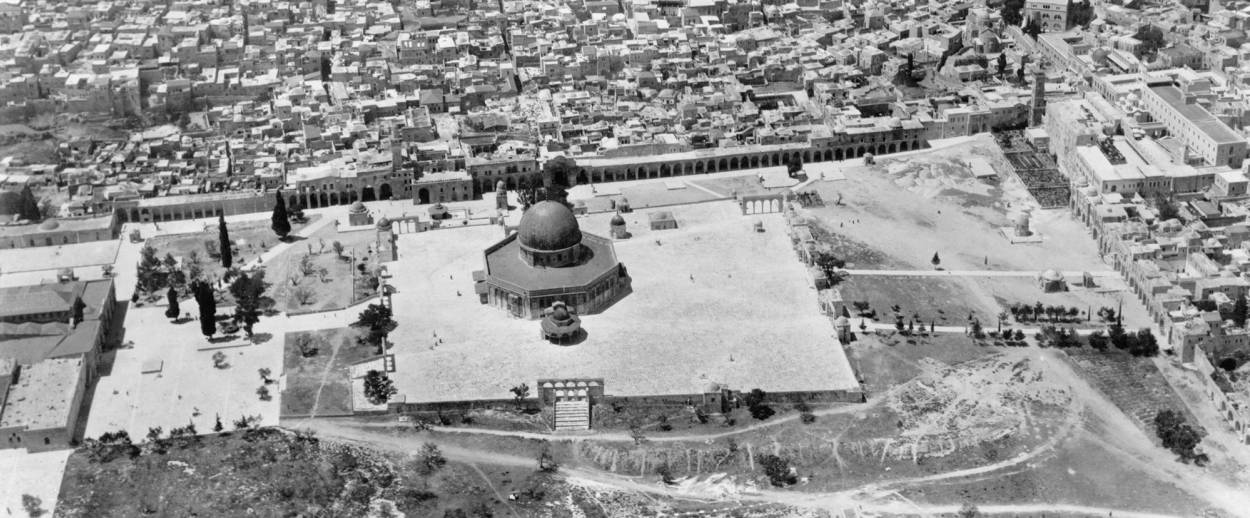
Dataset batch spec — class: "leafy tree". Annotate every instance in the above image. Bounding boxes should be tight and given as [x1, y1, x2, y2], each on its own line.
[218, 215, 232, 268]
[758, 454, 797, 486]
[1154, 410, 1207, 464]
[417, 442, 447, 475]
[17, 184, 40, 221]
[137, 245, 165, 294]
[1130, 328, 1160, 357]
[229, 272, 268, 337]
[332, 240, 344, 258]
[22, 494, 45, 517]
[1088, 330, 1108, 350]
[356, 303, 397, 352]
[958, 502, 980, 518]
[192, 280, 216, 339]
[814, 251, 846, 285]
[272, 189, 291, 239]
[1155, 193, 1180, 221]
[213, 414, 223, 433]
[931, 252, 941, 268]
[510, 383, 530, 410]
[1134, 26, 1165, 59]
[164, 285, 180, 320]
[996, 53, 1007, 78]
[1001, 0, 1025, 25]
[363, 369, 397, 405]
[1068, 0, 1095, 27]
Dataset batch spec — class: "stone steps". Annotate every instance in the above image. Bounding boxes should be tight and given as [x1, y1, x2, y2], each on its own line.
[554, 400, 589, 431]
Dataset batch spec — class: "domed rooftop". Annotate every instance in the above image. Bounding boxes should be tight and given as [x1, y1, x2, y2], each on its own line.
[1040, 269, 1064, 281]
[518, 201, 581, 252]
[349, 201, 366, 213]
[39, 219, 59, 230]
[610, 213, 625, 226]
[376, 217, 392, 229]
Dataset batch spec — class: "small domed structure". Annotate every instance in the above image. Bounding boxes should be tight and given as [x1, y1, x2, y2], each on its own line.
[609, 212, 628, 239]
[540, 301, 582, 344]
[1039, 269, 1067, 292]
[348, 201, 373, 226]
[39, 219, 59, 231]
[376, 217, 392, 230]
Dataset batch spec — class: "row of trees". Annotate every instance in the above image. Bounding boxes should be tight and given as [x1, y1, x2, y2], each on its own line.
[1007, 302, 1084, 323]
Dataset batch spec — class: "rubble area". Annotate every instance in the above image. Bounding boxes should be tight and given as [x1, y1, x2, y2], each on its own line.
[884, 356, 1072, 459]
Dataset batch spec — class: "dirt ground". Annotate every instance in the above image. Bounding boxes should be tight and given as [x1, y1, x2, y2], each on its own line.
[265, 226, 376, 313]
[804, 133, 1109, 273]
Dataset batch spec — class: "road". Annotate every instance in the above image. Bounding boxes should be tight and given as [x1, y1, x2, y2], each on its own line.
[843, 268, 1120, 278]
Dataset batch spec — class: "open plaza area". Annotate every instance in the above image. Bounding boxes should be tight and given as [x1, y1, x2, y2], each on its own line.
[385, 199, 860, 403]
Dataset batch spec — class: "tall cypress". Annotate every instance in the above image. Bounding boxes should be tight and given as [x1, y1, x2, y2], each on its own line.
[192, 280, 216, 338]
[164, 285, 180, 320]
[17, 184, 40, 221]
[218, 214, 232, 269]
[271, 189, 291, 239]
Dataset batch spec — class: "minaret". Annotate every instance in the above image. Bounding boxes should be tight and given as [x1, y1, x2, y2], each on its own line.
[1030, 66, 1046, 127]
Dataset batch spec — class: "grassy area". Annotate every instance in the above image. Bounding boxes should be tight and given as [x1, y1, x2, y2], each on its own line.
[54, 429, 529, 517]
[281, 327, 376, 417]
[266, 228, 378, 313]
[839, 275, 996, 326]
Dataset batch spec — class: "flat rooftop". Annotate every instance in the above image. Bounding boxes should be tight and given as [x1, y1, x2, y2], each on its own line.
[0, 357, 82, 431]
[385, 201, 859, 402]
[1149, 85, 1243, 145]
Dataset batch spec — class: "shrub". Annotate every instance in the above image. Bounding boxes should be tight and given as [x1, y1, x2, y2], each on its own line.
[758, 454, 797, 486]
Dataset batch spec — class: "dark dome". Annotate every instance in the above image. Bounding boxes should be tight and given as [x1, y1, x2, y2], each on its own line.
[518, 201, 581, 251]
[610, 213, 625, 226]
[349, 201, 366, 213]
[0, 190, 19, 216]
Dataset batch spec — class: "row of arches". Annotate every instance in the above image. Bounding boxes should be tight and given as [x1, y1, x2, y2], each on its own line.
[288, 183, 395, 209]
[584, 140, 921, 183]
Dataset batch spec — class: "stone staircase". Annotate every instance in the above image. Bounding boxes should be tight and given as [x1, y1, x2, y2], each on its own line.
[553, 400, 590, 431]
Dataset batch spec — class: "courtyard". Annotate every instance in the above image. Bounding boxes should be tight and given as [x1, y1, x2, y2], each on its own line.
[384, 200, 859, 403]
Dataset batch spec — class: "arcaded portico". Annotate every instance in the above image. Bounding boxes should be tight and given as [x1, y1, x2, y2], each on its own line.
[477, 201, 630, 319]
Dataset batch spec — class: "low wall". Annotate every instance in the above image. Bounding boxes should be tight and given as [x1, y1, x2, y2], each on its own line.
[382, 387, 865, 418]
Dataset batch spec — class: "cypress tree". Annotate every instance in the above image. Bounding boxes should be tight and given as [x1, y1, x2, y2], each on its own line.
[192, 280, 216, 338]
[17, 184, 40, 221]
[218, 215, 232, 269]
[272, 190, 291, 239]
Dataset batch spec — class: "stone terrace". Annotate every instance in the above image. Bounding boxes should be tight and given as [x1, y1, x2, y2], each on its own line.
[384, 200, 860, 403]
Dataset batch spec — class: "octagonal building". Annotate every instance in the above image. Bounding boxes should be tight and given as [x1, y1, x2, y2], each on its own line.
[478, 201, 630, 319]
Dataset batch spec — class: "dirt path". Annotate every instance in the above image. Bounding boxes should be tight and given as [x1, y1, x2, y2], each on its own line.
[306, 338, 343, 419]
[467, 461, 519, 517]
